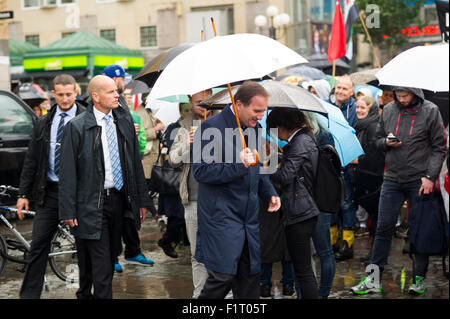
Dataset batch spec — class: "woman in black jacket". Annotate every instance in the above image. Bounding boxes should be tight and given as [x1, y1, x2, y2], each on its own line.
[353, 96, 385, 261]
[267, 109, 320, 299]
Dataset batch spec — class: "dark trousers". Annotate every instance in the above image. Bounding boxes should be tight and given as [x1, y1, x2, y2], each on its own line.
[20, 182, 59, 299]
[121, 216, 141, 259]
[286, 216, 319, 299]
[75, 191, 125, 299]
[199, 239, 259, 299]
[370, 180, 422, 275]
[160, 216, 187, 245]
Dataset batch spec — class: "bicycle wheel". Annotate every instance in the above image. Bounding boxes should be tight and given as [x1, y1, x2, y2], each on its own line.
[48, 224, 78, 283]
[0, 235, 7, 276]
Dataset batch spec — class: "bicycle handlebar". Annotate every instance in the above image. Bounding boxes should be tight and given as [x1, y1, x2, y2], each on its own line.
[0, 206, 36, 217]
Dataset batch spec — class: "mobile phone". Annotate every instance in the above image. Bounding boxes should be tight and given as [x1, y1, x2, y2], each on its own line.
[387, 136, 401, 143]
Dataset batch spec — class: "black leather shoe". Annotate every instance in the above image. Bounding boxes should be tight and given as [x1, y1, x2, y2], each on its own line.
[260, 284, 271, 298]
[158, 239, 178, 258]
[335, 241, 353, 261]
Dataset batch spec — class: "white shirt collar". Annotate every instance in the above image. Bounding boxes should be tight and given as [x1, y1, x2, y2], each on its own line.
[93, 105, 113, 123]
[55, 104, 77, 117]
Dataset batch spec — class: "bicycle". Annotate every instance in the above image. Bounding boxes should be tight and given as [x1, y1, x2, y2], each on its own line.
[0, 185, 78, 285]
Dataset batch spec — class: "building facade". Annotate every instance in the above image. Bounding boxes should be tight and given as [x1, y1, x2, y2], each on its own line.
[8, 0, 287, 63]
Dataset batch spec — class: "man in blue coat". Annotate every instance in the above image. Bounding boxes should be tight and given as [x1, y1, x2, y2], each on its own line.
[193, 82, 281, 299]
[327, 75, 358, 260]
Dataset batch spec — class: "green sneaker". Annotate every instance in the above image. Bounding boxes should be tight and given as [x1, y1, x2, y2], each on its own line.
[351, 276, 383, 295]
[408, 276, 426, 294]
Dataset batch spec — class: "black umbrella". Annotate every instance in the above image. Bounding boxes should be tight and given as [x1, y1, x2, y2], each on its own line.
[135, 42, 196, 87]
[124, 80, 151, 95]
[306, 54, 350, 76]
[18, 83, 49, 107]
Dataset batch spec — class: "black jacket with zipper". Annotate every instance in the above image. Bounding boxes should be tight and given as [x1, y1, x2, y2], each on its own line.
[18, 103, 86, 209]
[271, 129, 320, 226]
[58, 102, 151, 240]
[375, 87, 446, 183]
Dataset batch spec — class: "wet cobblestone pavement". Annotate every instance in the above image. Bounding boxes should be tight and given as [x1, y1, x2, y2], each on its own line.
[1, 215, 448, 299]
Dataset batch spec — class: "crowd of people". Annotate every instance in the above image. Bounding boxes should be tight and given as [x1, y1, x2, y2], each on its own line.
[13, 63, 448, 299]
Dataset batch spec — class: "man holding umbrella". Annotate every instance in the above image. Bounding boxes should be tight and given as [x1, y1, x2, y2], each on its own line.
[193, 81, 281, 299]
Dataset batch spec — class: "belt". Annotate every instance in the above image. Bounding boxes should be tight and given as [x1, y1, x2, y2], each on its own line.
[104, 188, 122, 197]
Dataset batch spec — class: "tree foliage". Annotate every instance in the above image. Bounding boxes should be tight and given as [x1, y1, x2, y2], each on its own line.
[354, 0, 426, 47]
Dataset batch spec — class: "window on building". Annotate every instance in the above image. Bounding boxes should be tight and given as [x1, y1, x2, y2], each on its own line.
[23, 0, 39, 8]
[100, 29, 116, 43]
[62, 32, 75, 38]
[23, 0, 76, 8]
[140, 26, 157, 47]
[25, 35, 40, 47]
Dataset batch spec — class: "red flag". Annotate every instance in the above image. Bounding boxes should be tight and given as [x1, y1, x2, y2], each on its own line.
[328, 0, 347, 62]
[133, 94, 139, 112]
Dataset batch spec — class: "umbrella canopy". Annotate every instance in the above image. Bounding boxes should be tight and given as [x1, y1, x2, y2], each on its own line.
[155, 88, 226, 103]
[375, 43, 449, 92]
[18, 83, 49, 107]
[124, 80, 151, 95]
[257, 97, 364, 167]
[276, 64, 328, 86]
[350, 68, 380, 86]
[306, 54, 350, 76]
[316, 99, 364, 167]
[199, 80, 327, 115]
[148, 33, 308, 101]
[135, 42, 196, 88]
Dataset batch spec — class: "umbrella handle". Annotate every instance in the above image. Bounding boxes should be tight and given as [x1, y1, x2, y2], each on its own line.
[227, 84, 259, 167]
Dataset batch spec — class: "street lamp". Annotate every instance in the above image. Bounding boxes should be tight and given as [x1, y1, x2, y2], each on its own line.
[254, 5, 290, 40]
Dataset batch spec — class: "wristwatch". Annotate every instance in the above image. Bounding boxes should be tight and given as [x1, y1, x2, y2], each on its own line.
[424, 175, 432, 181]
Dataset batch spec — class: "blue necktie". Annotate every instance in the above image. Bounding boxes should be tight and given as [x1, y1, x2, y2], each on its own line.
[104, 114, 123, 191]
[54, 113, 68, 176]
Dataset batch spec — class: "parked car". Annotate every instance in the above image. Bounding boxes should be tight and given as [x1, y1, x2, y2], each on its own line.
[0, 89, 37, 205]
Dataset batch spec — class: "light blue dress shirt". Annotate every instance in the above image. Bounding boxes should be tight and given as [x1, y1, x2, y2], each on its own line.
[47, 105, 78, 182]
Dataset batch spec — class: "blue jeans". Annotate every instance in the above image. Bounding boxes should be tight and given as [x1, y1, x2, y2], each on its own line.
[311, 211, 336, 297]
[260, 261, 297, 287]
[370, 179, 422, 273]
[331, 168, 357, 228]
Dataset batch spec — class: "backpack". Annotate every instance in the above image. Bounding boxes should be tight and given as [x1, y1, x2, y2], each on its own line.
[298, 132, 345, 214]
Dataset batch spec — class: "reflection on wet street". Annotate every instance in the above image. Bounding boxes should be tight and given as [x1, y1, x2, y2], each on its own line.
[1, 215, 448, 299]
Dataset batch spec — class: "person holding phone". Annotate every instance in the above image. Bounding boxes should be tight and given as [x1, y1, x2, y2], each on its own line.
[352, 87, 446, 295]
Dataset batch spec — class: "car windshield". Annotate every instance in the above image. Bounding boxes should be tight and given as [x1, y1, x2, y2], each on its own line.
[0, 95, 34, 136]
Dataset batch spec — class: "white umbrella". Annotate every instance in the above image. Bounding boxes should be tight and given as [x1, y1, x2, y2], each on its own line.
[375, 43, 449, 92]
[148, 33, 308, 101]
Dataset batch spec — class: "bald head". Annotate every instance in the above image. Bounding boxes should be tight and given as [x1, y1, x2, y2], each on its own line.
[335, 75, 354, 106]
[88, 75, 120, 114]
[88, 75, 114, 96]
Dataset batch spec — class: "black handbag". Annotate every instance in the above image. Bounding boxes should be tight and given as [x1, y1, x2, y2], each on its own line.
[148, 151, 182, 195]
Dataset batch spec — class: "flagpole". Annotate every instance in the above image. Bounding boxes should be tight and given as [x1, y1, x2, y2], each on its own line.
[358, 10, 381, 68]
[332, 60, 336, 88]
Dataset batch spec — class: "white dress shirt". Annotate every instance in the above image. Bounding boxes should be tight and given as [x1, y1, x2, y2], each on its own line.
[93, 106, 118, 189]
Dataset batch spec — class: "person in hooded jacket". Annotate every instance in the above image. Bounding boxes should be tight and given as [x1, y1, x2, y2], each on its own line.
[351, 86, 446, 295]
[351, 95, 385, 263]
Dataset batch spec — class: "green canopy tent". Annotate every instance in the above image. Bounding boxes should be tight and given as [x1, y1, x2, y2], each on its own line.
[22, 31, 144, 81]
[9, 39, 39, 68]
